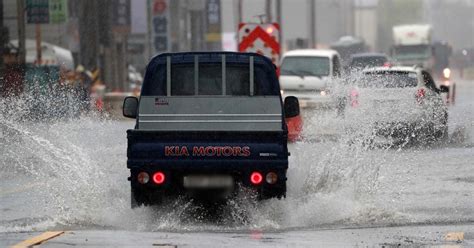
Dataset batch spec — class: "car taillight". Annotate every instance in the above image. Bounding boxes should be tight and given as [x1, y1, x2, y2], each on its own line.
[350, 89, 359, 107]
[152, 172, 166, 184]
[416, 88, 425, 104]
[250, 172, 263, 185]
[137, 172, 149, 184]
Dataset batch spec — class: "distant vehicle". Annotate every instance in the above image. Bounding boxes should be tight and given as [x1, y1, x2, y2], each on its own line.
[279, 49, 342, 109]
[348, 53, 389, 71]
[391, 24, 434, 70]
[123, 52, 300, 207]
[330, 36, 368, 68]
[10, 39, 75, 70]
[344, 66, 449, 143]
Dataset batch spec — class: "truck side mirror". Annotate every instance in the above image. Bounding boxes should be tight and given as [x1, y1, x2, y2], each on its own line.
[123, 96, 138, 118]
[284, 96, 300, 118]
[439, 85, 449, 93]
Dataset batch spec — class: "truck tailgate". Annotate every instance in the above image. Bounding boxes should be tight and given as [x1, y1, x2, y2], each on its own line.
[127, 130, 288, 169]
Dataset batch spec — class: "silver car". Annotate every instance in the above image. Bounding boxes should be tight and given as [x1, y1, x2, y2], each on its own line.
[344, 66, 449, 143]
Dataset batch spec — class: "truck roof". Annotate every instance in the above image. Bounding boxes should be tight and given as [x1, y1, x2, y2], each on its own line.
[392, 24, 432, 46]
[149, 51, 275, 65]
[282, 49, 339, 58]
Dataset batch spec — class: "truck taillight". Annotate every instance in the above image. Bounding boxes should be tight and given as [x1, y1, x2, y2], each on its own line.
[350, 89, 359, 107]
[153, 172, 166, 184]
[416, 88, 425, 104]
[250, 172, 263, 185]
[137, 172, 149, 184]
[265, 172, 278, 184]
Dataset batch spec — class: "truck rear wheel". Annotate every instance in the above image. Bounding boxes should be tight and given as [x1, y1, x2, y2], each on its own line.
[131, 189, 163, 208]
[131, 189, 145, 208]
[260, 184, 286, 200]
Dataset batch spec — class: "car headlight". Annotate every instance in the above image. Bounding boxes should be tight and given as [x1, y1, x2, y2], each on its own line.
[443, 68, 451, 79]
[320, 90, 327, 96]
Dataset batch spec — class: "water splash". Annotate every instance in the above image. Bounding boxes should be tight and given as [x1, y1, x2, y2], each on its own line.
[1, 78, 473, 232]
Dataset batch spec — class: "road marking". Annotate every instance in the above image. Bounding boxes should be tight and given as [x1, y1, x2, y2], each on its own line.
[0, 183, 43, 196]
[152, 243, 177, 248]
[11, 231, 65, 248]
[445, 232, 464, 241]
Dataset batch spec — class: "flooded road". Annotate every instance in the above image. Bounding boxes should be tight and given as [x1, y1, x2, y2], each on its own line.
[1, 78, 473, 247]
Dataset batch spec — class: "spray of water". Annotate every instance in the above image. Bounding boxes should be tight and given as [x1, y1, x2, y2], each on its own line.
[1, 76, 472, 232]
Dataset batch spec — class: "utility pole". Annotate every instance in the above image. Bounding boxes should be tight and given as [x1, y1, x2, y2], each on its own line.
[237, 0, 242, 24]
[17, 0, 26, 65]
[1, 0, 5, 88]
[78, 0, 100, 70]
[189, 0, 206, 51]
[349, 0, 355, 36]
[265, 0, 272, 23]
[146, 0, 152, 59]
[35, 24, 41, 64]
[308, 0, 316, 48]
[276, 0, 282, 50]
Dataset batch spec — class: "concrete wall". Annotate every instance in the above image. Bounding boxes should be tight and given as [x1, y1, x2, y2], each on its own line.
[354, 7, 377, 51]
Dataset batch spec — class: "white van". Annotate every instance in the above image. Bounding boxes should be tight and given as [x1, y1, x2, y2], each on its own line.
[279, 49, 342, 108]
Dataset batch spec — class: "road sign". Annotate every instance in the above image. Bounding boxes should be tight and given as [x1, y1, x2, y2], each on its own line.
[26, 0, 50, 24]
[205, 0, 221, 43]
[238, 23, 280, 64]
[26, 0, 68, 24]
[49, 0, 67, 24]
[111, 0, 131, 34]
[150, 0, 170, 54]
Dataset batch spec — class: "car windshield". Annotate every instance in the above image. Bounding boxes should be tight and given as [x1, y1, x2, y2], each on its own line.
[350, 56, 387, 69]
[359, 71, 418, 88]
[280, 56, 330, 77]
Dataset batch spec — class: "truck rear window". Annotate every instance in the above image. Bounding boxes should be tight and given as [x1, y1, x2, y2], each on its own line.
[170, 64, 253, 96]
[141, 54, 279, 96]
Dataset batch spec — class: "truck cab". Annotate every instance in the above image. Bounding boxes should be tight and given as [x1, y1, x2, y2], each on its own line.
[123, 52, 300, 207]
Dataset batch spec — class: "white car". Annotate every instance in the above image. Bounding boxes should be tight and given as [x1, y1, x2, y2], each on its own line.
[279, 49, 342, 108]
[344, 66, 449, 143]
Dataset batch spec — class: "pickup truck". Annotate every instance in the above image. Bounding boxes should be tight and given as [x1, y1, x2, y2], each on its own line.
[123, 52, 300, 207]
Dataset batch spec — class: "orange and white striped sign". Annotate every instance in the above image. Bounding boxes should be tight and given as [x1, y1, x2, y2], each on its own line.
[238, 23, 280, 65]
